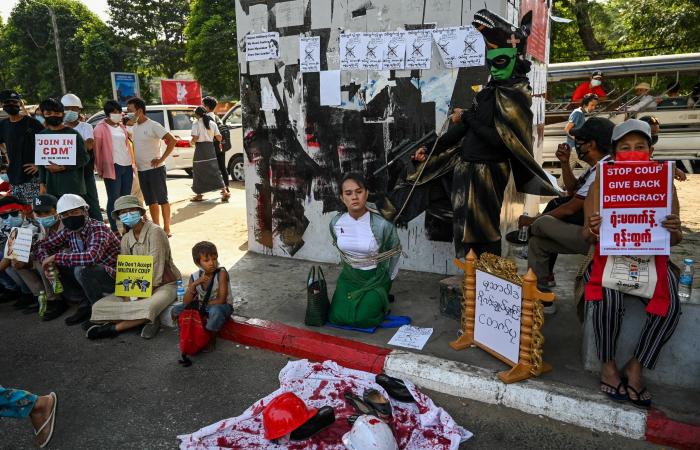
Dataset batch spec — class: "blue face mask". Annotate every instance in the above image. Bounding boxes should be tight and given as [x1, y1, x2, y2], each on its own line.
[119, 211, 142, 228]
[63, 110, 79, 123]
[4, 215, 23, 228]
[0, 174, 8, 183]
[36, 215, 57, 228]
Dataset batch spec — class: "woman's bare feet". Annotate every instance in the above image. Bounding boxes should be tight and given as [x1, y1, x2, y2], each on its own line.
[30, 393, 57, 448]
[600, 361, 627, 400]
[623, 359, 652, 406]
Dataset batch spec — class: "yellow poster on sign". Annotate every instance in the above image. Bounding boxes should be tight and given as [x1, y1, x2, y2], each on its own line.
[114, 255, 154, 298]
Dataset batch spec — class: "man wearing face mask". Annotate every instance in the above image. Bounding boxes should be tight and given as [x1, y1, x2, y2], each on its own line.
[0, 90, 44, 205]
[35, 194, 120, 326]
[0, 196, 39, 309]
[61, 93, 102, 221]
[516, 117, 614, 303]
[572, 71, 607, 103]
[36, 98, 90, 202]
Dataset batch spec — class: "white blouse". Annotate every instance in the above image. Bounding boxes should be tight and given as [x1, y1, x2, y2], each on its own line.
[334, 211, 379, 270]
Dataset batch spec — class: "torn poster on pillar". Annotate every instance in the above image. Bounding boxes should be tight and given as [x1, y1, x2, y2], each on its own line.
[382, 32, 407, 70]
[300, 36, 321, 72]
[245, 32, 281, 62]
[260, 78, 280, 111]
[339, 32, 367, 70]
[405, 29, 432, 70]
[432, 26, 485, 68]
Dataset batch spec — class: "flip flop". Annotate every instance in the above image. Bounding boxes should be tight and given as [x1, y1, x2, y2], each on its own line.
[34, 392, 57, 449]
[624, 383, 652, 409]
[600, 380, 628, 402]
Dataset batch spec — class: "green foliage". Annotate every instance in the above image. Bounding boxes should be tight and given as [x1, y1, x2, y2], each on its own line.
[1, 0, 120, 104]
[107, 0, 190, 79]
[185, 0, 239, 99]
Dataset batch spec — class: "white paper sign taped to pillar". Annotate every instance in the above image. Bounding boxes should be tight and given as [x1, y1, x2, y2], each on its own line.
[245, 32, 281, 62]
[432, 26, 485, 68]
[474, 270, 522, 365]
[34, 134, 77, 166]
[299, 36, 321, 72]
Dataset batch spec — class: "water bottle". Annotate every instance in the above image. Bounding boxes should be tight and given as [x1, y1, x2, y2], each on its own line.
[176, 279, 185, 303]
[678, 258, 694, 303]
[518, 212, 529, 243]
[38, 291, 47, 317]
[49, 267, 63, 295]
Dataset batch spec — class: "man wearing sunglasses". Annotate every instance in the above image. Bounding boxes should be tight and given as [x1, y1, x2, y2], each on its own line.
[35, 194, 120, 326]
[0, 90, 44, 205]
[0, 196, 37, 309]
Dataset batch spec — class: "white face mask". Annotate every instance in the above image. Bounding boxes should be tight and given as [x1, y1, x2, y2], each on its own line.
[109, 113, 122, 123]
[591, 79, 602, 87]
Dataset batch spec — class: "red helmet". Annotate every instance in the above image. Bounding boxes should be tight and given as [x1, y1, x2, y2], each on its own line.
[263, 392, 318, 440]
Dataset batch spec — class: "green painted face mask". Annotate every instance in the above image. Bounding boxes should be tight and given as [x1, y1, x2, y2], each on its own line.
[486, 48, 518, 80]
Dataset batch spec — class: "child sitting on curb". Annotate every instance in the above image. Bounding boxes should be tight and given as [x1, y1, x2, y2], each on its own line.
[171, 241, 233, 349]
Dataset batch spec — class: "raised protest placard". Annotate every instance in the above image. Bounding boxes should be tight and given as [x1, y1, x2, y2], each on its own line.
[474, 269, 522, 364]
[115, 255, 154, 298]
[35, 134, 77, 166]
[599, 161, 673, 256]
[4, 227, 33, 263]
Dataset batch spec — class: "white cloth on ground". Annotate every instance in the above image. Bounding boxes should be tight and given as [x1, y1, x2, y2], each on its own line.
[177, 359, 472, 449]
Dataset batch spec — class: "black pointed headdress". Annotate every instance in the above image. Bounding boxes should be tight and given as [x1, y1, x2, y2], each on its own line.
[472, 9, 532, 55]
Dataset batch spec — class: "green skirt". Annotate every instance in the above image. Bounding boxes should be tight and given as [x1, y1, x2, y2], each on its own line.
[328, 264, 391, 328]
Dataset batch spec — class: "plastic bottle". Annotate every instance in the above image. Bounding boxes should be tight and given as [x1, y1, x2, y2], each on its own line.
[678, 258, 694, 303]
[38, 291, 47, 317]
[50, 267, 63, 295]
[176, 279, 185, 303]
[518, 212, 529, 243]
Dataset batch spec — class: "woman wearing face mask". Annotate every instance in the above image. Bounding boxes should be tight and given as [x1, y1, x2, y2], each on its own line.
[582, 119, 682, 408]
[87, 195, 181, 340]
[94, 100, 136, 232]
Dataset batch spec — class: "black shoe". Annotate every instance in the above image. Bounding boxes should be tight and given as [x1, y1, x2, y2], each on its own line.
[13, 293, 35, 310]
[42, 301, 69, 321]
[22, 302, 40, 314]
[0, 286, 17, 303]
[375, 373, 415, 403]
[290, 406, 335, 440]
[86, 323, 118, 340]
[363, 388, 392, 418]
[65, 306, 91, 326]
[81, 320, 99, 331]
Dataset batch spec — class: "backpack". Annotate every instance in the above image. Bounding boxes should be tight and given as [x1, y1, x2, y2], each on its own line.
[178, 268, 222, 366]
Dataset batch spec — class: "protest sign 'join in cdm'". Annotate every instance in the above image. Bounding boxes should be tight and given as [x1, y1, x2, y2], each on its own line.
[35, 134, 77, 166]
[599, 161, 673, 256]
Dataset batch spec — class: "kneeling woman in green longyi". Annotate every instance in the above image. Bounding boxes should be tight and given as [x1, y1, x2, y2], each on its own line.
[328, 173, 401, 328]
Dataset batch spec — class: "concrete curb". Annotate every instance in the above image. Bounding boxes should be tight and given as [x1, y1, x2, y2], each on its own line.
[220, 315, 700, 447]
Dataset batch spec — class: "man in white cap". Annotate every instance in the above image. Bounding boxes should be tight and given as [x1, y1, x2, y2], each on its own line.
[61, 93, 102, 221]
[34, 194, 120, 326]
[627, 82, 657, 112]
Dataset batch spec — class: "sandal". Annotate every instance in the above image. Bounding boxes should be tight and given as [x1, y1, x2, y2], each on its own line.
[343, 391, 376, 416]
[191, 195, 204, 202]
[221, 192, 231, 203]
[623, 380, 652, 409]
[33, 392, 57, 448]
[363, 389, 392, 419]
[600, 380, 628, 402]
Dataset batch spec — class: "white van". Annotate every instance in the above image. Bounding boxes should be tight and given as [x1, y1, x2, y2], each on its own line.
[87, 105, 198, 173]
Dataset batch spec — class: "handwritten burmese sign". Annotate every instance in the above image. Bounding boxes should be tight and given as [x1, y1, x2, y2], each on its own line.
[599, 161, 672, 256]
[35, 134, 76, 165]
[474, 270, 522, 365]
[115, 255, 154, 298]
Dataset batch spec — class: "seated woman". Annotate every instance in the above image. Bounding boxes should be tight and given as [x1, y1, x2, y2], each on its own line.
[582, 119, 682, 408]
[86, 195, 181, 340]
[328, 173, 401, 328]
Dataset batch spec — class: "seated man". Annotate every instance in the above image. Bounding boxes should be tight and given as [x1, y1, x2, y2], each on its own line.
[13, 195, 69, 321]
[0, 196, 37, 308]
[522, 118, 615, 312]
[34, 194, 120, 326]
[626, 82, 657, 113]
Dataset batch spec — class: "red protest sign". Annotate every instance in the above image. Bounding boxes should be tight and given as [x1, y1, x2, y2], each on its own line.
[599, 161, 673, 255]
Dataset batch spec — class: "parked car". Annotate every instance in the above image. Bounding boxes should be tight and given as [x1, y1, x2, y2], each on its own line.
[220, 104, 245, 182]
[87, 105, 198, 173]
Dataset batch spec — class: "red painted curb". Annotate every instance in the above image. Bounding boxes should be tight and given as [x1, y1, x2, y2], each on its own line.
[220, 315, 391, 374]
[646, 409, 700, 449]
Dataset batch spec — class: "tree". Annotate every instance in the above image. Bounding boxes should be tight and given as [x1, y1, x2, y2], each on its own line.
[107, 0, 189, 78]
[1, 0, 120, 104]
[185, 0, 239, 99]
[550, 0, 611, 62]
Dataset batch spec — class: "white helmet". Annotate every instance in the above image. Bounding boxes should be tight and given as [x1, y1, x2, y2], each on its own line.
[60, 93, 82, 109]
[342, 415, 398, 450]
[56, 194, 88, 214]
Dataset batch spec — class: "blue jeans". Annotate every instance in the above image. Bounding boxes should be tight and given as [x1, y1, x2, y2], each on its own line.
[0, 249, 18, 291]
[172, 303, 233, 332]
[104, 164, 134, 231]
[0, 386, 37, 418]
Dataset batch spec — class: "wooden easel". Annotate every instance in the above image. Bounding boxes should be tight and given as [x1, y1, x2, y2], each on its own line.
[449, 250, 556, 384]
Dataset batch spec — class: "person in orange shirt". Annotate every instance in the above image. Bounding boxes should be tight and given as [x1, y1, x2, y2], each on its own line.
[572, 71, 607, 103]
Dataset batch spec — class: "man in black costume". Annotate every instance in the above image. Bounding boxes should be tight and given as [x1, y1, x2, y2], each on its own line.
[383, 9, 560, 257]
